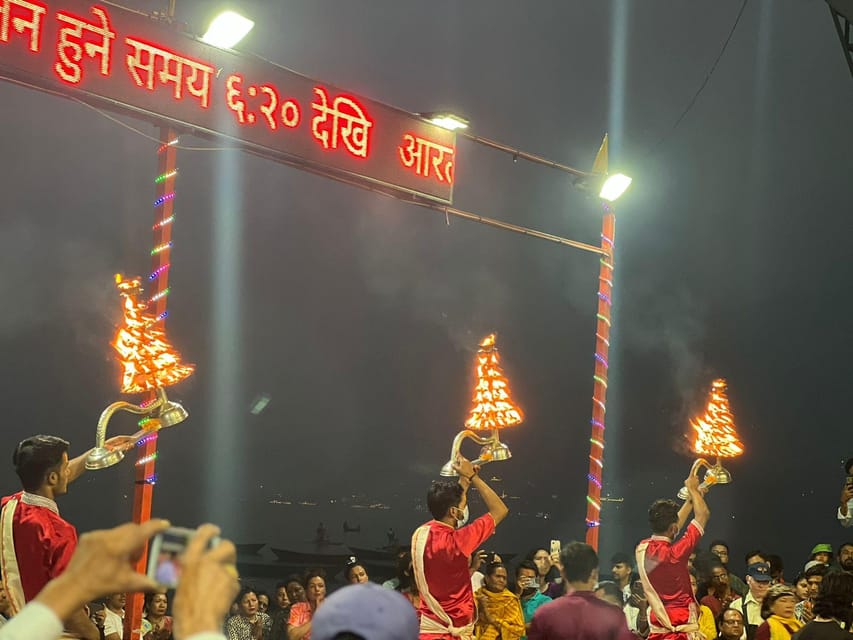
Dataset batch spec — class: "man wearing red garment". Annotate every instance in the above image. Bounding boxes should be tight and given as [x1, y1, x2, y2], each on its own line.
[412, 456, 509, 640]
[1, 434, 131, 639]
[636, 475, 710, 640]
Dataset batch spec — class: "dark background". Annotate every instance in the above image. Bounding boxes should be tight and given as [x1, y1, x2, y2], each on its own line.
[1, 0, 851, 578]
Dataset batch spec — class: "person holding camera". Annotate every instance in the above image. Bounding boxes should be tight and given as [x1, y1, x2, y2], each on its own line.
[0, 520, 239, 640]
[837, 458, 853, 528]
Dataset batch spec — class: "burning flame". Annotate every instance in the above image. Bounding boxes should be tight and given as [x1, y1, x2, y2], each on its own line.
[113, 275, 194, 394]
[464, 333, 524, 431]
[690, 378, 744, 458]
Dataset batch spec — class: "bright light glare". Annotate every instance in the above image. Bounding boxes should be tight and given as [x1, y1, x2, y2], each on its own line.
[428, 115, 469, 131]
[201, 11, 254, 49]
[599, 173, 632, 201]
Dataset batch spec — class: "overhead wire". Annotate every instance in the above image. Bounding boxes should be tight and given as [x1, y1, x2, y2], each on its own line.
[645, 0, 750, 156]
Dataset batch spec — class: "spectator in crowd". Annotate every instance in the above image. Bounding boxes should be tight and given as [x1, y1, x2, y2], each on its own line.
[256, 592, 270, 615]
[623, 578, 649, 638]
[528, 548, 563, 599]
[527, 541, 633, 640]
[384, 550, 420, 609]
[754, 583, 802, 640]
[88, 602, 106, 636]
[730, 562, 772, 640]
[701, 556, 739, 619]
[141, 591, 173, 640]
[310, 583, 418, 640]
[382, 548, 409, 590]
[636, 474, 709, 639]
[717, 608, 746, 640]
[470, 550, 501, 592]
[793, 573, 810, 604]
[794, 564, 828, 623]
[689, 568, 717, 640]
[226, 586, 271, 640]
[287, 569, 326, 640]
[411, 455, 507, 638]
[474, 562, 525, 640]
[515, 561, 550, 640]
[344, 558, 369, 585]
[835, 543, 853, 576]
[1, 434, 132, 639]
[838, 459, 853, 529]
[808, 546, 833, 567]
[593, 581, 623, 607]
[791, 572, 853, 640]
[285, 576, 306, 606]
[611, 552, 634, 603]
[0, 520, 239, 640]
[746, 551, 768, 568]
[766, 555, 785, 585]
[103, 593, 125, 640]
[269, 581, 292, 640]
[710, 540, 748, 598]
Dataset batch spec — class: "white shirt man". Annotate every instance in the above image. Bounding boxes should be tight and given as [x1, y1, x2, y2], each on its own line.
[102, 593, 125, 640]
[729, 563, 771, 639]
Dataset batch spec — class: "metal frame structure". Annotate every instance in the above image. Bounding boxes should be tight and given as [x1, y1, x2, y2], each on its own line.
[827, 0, 853, 80]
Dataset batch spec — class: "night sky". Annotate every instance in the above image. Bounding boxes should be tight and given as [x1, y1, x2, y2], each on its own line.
[1, 0, 852, 578]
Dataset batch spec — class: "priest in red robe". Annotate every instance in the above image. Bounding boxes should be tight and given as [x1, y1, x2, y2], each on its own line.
[411, 456, 509, 640]
[1, 434, 131, 639]
[635, 475, 711, 640]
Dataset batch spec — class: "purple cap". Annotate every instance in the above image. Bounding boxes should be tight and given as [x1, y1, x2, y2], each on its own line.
[312, 583, 418, 640]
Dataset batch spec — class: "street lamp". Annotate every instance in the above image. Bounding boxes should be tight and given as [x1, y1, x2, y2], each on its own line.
[599, 173, 632, 202]
[201, 10, 255, 49]
[420, 112, 470, 131]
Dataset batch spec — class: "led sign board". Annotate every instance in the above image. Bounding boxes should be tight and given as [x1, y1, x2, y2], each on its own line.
[0, 0, 456, 203]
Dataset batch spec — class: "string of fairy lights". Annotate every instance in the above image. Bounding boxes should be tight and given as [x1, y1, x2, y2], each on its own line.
[133, 136, 181, 484]
[585, 203, 615, 530]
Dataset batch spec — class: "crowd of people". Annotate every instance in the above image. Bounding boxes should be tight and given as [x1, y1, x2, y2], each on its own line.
[0, 434, 851, 640]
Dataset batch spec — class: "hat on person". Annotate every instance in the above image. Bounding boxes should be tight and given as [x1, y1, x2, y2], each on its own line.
[746, 562, 772, 582]
[312, 583, 418, 640]
[804, 560, 827, 573]
[764, 583, 796, 605]
[810, 543, 833, 557]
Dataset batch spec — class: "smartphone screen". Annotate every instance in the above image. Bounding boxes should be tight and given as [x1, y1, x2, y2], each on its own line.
[147, 526, 219, 588]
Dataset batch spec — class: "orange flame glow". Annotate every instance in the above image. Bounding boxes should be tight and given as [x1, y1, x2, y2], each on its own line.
[690, 378, 744, 458]
[464, 333, 524, 431]
[113, 276, 194, 394]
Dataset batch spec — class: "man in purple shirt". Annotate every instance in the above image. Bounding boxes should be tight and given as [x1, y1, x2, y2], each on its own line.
[528, 541, 634, 640]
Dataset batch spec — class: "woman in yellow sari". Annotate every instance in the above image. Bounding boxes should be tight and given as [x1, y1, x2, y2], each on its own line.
[475, 563, 526, 640]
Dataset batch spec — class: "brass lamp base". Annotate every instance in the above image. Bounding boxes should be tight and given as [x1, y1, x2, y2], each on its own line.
[439, 429, 512, 477]
[85, 447, 126, 470]
[677, 457, 732, 500]
[85, 387, 189, 471]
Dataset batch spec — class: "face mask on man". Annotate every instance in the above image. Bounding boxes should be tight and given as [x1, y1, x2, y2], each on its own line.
[455, 505, 469, 528]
